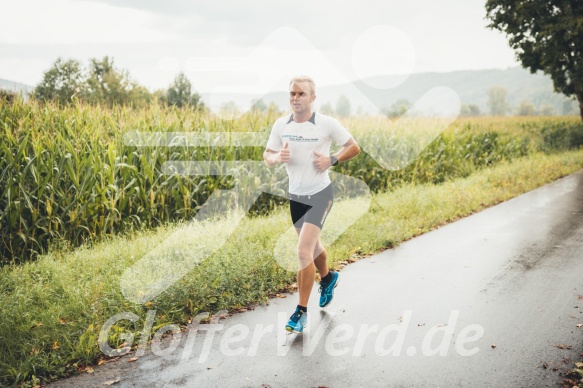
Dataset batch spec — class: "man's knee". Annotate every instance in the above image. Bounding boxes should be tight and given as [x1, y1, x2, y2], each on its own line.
[314, 243, 325, 259]
[297, 246, 313, 266]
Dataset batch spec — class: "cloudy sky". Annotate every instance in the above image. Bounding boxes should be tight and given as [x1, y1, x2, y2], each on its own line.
[1, 0, 519, 94]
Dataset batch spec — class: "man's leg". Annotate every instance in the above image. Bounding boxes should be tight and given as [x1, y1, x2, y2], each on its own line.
[313, 240, 329, 279]
[295, 222, 321, 307]
[295, 227, 329, 279]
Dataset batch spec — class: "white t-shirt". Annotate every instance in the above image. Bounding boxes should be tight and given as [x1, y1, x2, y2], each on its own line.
[266, 112, 352, 195]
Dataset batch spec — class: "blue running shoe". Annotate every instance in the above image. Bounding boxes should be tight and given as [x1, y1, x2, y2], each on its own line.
[319, 271, 339, 307]
[285, 309, 307, 333]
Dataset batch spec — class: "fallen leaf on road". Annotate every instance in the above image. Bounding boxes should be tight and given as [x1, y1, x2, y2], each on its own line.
[103, 379, 120, 385]
[575, 362, 583, 368]
[98, 359, 106, 365]
[556, 344, 573, 350]
[128, 357, 138, 363]
[207, 361, 224, 370]
[86, 367, 94, 373]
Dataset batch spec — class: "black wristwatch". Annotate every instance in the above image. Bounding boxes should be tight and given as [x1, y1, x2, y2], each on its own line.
[330, 155, 339, 167]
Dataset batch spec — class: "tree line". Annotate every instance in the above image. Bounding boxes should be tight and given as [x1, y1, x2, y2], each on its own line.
[485, 86, 574, 116]
[32, 56, 203, 109]
[317, 87, 574, 119]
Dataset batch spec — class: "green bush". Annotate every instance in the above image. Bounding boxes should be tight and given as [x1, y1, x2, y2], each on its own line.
[541, 123, 583, 151]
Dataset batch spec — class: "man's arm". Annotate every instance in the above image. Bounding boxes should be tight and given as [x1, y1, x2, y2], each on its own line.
[332, 137, 361, 164]
[313, 137, 361, 171]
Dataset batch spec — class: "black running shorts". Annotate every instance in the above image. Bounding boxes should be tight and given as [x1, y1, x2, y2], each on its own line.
[289, 183, 334, 229]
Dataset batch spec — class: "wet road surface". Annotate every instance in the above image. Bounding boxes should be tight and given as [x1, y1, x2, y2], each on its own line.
[49, 170, 583, 387]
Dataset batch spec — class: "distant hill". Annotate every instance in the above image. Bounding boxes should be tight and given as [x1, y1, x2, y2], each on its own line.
[202, 67, 579, 116]
[347, 66, 577, 115]
[0, 79, 34, 98]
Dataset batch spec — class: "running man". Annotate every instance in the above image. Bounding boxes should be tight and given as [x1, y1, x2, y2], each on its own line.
[263, 76, 361, 333]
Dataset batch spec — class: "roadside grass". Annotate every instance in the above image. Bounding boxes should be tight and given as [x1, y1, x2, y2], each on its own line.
[1, 149, 582, 386]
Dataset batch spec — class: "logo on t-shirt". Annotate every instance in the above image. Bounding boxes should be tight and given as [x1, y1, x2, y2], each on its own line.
[283, 134, 318, 142]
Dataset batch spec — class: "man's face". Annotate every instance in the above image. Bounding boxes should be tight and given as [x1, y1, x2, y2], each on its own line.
[289, 82, 315, 115]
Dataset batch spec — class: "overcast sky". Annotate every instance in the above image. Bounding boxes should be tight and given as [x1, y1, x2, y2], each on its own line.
[1, 0, 519, 94]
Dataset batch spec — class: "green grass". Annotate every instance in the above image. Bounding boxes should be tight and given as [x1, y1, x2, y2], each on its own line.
[1, 148, 582, 386]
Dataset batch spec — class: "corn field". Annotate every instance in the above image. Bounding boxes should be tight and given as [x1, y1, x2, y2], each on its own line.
[1, 98, 582, 265]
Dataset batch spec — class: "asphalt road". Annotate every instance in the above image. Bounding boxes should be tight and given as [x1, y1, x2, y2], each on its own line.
[49, 170, 583, 388]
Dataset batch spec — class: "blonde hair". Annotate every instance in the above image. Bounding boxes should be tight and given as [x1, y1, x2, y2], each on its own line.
[289, 76, 316, 95]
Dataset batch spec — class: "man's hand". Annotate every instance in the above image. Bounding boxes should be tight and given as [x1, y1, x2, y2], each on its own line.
[264, 143, 291, 167]
[313, 151, 332, 171]
[278, 142, 290, 163]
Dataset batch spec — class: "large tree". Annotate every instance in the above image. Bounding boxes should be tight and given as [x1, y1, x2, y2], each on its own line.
[487, 86, 510, 116]
[517, 100, 537, 116]
[485, 0, 583, 120]
[382, 98, 412, 119]
[167, 73, 201, 108]
[319, 102, 334, 116]
[34, 58, 84, 104]
[335, 95, 352, 117]
[85, 56, 149, 107]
